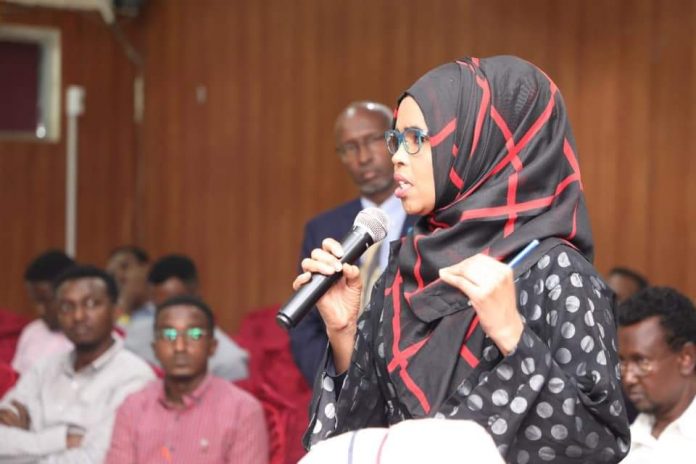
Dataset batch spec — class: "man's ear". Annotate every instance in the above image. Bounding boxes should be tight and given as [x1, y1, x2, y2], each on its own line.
[208, 335, 218, 358]
[151, 339, 159, 362]
[678, 342, 696, 376]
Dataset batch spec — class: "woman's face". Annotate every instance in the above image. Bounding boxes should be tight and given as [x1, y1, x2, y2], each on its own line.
[392, 96, 436, 215]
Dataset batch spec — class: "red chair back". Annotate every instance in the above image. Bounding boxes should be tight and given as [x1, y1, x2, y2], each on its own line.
[234, 305, 312, 464]
[0, 309, 31, 364]
[0, 362, 19, 398]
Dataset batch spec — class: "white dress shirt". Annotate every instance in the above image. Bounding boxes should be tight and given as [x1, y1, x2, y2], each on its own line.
[0, 336, 154, 463]
[621, 396, 696, 463]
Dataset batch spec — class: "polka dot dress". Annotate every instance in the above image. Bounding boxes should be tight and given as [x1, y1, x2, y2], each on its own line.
[303, 245, 630, 463]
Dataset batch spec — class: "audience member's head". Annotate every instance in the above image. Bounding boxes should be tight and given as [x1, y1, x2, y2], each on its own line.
[147, 254, 199, 306]
[54, 265, 118, 352]
[608, 267, 649, 304]
[618, 287, 696, 420]
[24, 250, 75, 330]
[106, 245, 150, 314]
[334, 101, 396, 205]
[153, 295, 217, 381]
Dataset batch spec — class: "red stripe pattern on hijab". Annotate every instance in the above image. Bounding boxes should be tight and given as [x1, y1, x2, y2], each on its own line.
[382, 56, 593, 416]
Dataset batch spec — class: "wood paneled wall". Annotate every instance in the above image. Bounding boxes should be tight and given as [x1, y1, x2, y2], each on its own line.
[0, 5, 139, 319]
[2, 0, 695, 333]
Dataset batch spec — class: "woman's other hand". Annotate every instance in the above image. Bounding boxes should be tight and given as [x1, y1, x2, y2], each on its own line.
[439, 254, 524, 355]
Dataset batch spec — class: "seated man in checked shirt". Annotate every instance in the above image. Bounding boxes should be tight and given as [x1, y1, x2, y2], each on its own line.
[0, 265, 155, 463]
[106, 294, 268, 464]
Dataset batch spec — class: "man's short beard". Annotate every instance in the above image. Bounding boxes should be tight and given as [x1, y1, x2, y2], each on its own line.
[74, 337, 110, 354]
[633, 400, 657, 416]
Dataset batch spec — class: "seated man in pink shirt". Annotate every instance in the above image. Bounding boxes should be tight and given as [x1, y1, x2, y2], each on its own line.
[106, 295, 269, 464]
[12, 250, 75, 374]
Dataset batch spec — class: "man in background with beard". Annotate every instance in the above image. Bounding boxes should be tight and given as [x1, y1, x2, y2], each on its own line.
[618, 286, 696, 463]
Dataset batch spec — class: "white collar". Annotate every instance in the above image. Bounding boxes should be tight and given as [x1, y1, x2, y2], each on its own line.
[632, 395, 696, 444]
[361, 194, 405, 219]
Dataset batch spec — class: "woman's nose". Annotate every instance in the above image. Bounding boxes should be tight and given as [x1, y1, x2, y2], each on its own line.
[391, 145, 408, 166]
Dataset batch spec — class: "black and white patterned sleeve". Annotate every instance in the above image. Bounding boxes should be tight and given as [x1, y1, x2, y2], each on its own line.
[303, 284, 389, 450]
[442, 248, 630, 463]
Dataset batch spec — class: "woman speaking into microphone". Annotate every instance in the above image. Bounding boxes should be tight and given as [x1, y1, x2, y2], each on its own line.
[293, 56, 629, 463]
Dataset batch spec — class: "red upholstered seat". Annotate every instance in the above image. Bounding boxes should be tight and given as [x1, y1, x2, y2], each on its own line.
[0, 308, 31, 365]
[234, 305, 312, 464]
[0, 362, 19, 398]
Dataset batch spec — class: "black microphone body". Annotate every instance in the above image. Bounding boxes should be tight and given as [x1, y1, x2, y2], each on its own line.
[276, 225, 376, 330]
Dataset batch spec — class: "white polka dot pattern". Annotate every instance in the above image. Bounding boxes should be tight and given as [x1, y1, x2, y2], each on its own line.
[304, 245, 630, 463]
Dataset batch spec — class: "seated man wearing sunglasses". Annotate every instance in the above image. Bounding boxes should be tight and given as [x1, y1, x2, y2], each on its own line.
[106, 295, 268, 464]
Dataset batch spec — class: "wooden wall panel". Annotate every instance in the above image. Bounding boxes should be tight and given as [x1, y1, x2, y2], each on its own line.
[135, 0, 696, 334]
[0, 5, 138, 318]
[688, 4, 696, 299]
[2, 0, 695, 332]
[576, 0, 623, 270]
[610, 0, 652, 275]
[648, 0, 695, 288]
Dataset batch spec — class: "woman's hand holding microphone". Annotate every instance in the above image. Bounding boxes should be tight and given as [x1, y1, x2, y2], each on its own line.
[293, 238, 362, 374]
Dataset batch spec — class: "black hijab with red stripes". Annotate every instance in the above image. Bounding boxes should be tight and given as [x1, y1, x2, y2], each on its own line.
[381, 56, 593, 417]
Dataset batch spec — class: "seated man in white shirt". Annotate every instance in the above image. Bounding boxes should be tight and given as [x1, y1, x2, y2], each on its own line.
[12, 251, 75, 374]
[0, 265, 154, 463]
[618, 286, 696, 463]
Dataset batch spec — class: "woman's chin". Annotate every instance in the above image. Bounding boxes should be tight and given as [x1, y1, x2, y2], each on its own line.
[401, 200, 431, 216]
[401, 202, 416, 215]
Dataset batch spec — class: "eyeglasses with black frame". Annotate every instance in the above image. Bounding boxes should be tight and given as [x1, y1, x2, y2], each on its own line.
[155, 327, 209, 343]
[384, 127, 430, 155]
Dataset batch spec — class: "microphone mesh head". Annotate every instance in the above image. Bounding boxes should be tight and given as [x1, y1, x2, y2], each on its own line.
[354, 207, 389, 243]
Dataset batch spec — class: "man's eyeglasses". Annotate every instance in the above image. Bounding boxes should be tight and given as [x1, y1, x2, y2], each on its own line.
[619, 358, 657, 378]
[155, 327, 209, 343]
[336, 133, 386, 160]
[619, 348, 683, 378]
[384, 128, 430, 155]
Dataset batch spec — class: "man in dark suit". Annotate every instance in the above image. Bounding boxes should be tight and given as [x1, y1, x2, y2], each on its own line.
[290, 101, 417, 385]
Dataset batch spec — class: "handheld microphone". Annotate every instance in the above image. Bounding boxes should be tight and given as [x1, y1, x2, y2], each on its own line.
[276, 207, 389, 330]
